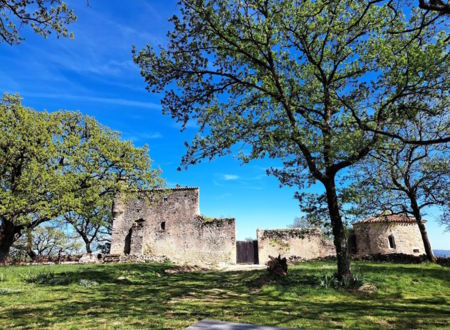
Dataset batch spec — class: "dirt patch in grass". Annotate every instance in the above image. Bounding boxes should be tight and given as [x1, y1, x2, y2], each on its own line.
[356, 283, 378, 295]
[164, 265, 209, 274]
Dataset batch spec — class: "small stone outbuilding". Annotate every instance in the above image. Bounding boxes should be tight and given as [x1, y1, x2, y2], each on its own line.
[110, 187, 236, 266]
[353, 213, 427, 257]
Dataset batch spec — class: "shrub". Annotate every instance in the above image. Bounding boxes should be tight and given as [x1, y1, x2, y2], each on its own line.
[436, 257, 450, 267]
[319, 273, 364, 289]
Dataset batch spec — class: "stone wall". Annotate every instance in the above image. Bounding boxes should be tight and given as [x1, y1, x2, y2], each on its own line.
[110, 188, 236, 266]
[110, 187, 429, 266]
[256, 228, 335, 264]
[353, 222, 426, 256]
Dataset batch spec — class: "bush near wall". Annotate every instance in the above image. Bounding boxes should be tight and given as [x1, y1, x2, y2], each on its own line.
[292, 253, 450, 267]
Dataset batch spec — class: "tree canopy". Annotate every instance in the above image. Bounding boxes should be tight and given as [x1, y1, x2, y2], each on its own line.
[0, 0, 76, 45]
[0, 94, 163, 262]
[12, 223, 82, 261]
[134, 0, 448, 280]
[56, 111, 164, 254]
[0, 94, 63, 261]
[347, 114, 449, 261]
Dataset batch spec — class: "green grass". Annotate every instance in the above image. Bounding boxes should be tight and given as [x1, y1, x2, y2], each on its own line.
[0, 261, 448, 329]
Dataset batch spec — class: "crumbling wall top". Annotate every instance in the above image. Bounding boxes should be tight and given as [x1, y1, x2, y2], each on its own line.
[257, 228, 321, 240]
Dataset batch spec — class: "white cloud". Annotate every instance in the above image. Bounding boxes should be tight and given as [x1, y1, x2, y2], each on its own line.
[223, 174, 239, 181]
[124, 131, 163, 143]
[23, 92, 161, 110]
[143, 132, 163, 139]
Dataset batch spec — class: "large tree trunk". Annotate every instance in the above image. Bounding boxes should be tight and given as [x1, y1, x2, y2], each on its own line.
[324, 176, 352, 281]
[410, 196, 435, 262]
[0, 220, 20, 263]
[26, 227, 37, 260]
[81, 235, 92, 254]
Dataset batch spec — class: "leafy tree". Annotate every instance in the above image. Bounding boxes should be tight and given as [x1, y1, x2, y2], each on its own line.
[11, 224, 82, 260]
[56, 112, 164, 254]
[0, 95, 163, 262]
[0, 94, 63, 262]
[8, 239, 27, 262]
[290, 193, 333, 238]
[134, 0, 447, 280]
[0, 0, 76, 45]
[29, 225, 81, 258]
[347, 116, 449, 262]
[63, 206, 109, 255]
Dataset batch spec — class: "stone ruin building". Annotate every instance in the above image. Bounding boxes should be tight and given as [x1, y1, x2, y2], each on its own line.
[352, 213, 427, 257]
[110, 187, 429, 265]
[111, 187, 236, 265]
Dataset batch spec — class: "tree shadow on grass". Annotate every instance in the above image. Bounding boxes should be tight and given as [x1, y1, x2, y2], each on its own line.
[357, 263, 450, 284]
[0, 263, 449, 329]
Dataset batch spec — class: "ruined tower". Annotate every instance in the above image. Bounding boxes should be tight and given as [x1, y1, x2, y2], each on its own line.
[110, 187, 236, 265]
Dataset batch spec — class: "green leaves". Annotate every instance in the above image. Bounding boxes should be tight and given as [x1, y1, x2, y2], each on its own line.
[0, 0, 77, 45]
[0, 0, 76, 45]
[135, 0, 447, 178]
[54, 111, 164, 250]
[0, 94, 60, 223]
[134, 0, 447, 275]
[347, 112, 449, 221]
[0, 94, 164, 255]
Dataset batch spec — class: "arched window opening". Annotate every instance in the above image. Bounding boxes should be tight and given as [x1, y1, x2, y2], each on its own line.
[388, 235, 396, 249]
[160, 221, 166, 231]
[124, 228, 132, 255]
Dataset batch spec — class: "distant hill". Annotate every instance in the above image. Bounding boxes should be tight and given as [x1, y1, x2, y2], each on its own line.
[434, 250, 450, 258]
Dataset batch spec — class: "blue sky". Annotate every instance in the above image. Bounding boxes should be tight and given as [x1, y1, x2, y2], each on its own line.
[1, 0, 449, 248]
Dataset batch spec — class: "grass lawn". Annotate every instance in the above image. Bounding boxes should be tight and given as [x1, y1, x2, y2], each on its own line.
[0, 261, 448, 329]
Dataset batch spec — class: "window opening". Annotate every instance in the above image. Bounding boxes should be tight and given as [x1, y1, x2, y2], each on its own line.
[161, 221, 166, 231]
[388, 235, 396, 249]
[124, 228, 132, 254]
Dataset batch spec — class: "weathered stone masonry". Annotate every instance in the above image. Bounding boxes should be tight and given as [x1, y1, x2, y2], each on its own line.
[111, 187, 430, 266]
[353, 214, 426, 257]
[257, 228, 335, 264]
[111, 187, 236, 265]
